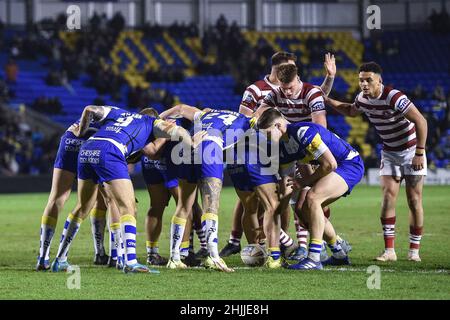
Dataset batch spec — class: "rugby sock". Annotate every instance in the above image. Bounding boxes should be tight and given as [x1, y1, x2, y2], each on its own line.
[111, 223, 124, 263]
[294, 221, 308, 249]
[120, 215, 138, 266]
[381, 217, 396, 251]
[169, 216, 186, 261]
[89, 208, 107, 256]
[268, 247, 281, 260]
[120, 232, 125, 262]
[39, 215, 57, 261]
[228, 230, 242, 246]
[327, 237, 346, 259]
[189, 231, 195, 253]
[146, 241, 159, 255]
[202, 213, 220, 258]
[308, 239, 323, 262]
[409, 226, 423, 255]
[195, 227, 207, 249]
[56, 213, 83, 262]
[279, 229, 294, 248]
[109, 223, 121, 261]
[180, 241, 190, 258]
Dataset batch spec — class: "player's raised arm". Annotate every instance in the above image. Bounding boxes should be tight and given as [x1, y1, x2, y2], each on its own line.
[159, 104, 203, 121]
[76, 105, 109, 137]
[403, 103, 428, 171]
[320, 53, 336, 96]
[324, 96, 361, 117]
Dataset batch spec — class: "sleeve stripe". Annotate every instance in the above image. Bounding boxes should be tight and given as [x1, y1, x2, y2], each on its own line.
[307, 91, 322, 104]
[247, 87, 259, 100]
[309, 96, 325, 106]
[248, 85, 262, 97]
[390, 91, 404, 107]
[305, 134, 329, 160]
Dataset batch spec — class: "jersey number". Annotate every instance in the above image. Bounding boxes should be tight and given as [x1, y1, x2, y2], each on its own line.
[113, 116, 134, 127]
[218, 114, 237, 125]
[203, 113, 238, 126]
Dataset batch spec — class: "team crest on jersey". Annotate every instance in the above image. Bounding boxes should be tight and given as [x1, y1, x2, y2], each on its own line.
[311, 101, 325, 112]
[243, 93, 253, 104]
[396, 97, 410, 112]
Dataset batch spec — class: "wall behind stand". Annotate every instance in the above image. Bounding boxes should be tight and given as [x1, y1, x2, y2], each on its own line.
[0, 173, 234, 193]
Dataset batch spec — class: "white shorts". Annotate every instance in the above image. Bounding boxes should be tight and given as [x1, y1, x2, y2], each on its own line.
[380, 148, 427, 177]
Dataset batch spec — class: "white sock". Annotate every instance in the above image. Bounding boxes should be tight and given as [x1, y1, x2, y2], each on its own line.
[39, 215, 57, 261]
[90, 209, 107, 256]
[202, 213, 219, 258]
[120, 215, 138, 266]
[56, 213, 82, 262]
[169, 216, 186, 261]
[109, 222, 121, 261]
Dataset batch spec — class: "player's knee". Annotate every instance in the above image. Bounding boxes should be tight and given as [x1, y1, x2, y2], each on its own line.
[176, 206, 191, 219]
[116, 202, 134, 216]
[261, 201, 275, 216]
[407, 194, 422, 212]
[305, 190, 321, 209]
[151, 198, 169, 211]
[148, 204, 166, 217]
[48, 194, 68, 212]
[382, 188, 397, 206]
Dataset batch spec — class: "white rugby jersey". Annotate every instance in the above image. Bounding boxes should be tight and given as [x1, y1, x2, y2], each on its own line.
[262, 80, 325, 123]
[240, 75, 279, 111]
[354, 85, 416, 151]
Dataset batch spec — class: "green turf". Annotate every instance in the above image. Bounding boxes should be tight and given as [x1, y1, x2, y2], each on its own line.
[0, 185, 449, 300]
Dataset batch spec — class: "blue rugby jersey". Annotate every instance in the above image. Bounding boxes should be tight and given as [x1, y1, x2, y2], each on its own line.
[194, 109, 256, 149]
[91, 107, 159, 157]
[280, 122, 358, 166]
[70, 114, 109, 139]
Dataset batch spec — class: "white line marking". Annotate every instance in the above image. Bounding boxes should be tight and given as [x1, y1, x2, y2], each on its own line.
[3, 265, 449, 274]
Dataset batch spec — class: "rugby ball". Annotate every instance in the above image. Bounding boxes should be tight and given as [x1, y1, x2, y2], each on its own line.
[240, 244, 268, 267]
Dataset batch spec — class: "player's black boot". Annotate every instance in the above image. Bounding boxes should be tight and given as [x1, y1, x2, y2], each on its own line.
[107, 256, 117, 268]
[194, 247, 209, 260]
[94, 253, 109, 265]
[147, 253, 168, 266]
[182, 251, 202, 267]
[219, 243, 241, 257]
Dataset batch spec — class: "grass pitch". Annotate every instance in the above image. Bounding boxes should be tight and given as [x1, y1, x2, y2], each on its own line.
[0, 185, 449, 300]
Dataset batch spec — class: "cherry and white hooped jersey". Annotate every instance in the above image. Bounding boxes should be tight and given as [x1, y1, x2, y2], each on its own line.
[262, 80, 325, 123]
[354, 85, 416, 152]
[240, 75, 279, 111]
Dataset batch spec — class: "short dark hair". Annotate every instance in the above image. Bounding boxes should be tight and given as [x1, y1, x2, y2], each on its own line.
[359, 62, 383, 74]
[139, 107, 159, 117]
[277, 63, 298, 84]
[271, 51, 297, 67]
[257, 108, 283, 129]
